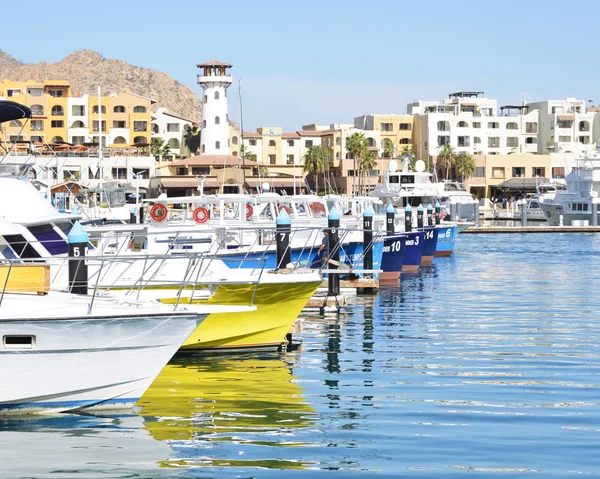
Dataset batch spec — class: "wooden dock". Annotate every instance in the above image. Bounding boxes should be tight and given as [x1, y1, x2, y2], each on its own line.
[463, 226, 600, 234]
[303, 293, 348, 313]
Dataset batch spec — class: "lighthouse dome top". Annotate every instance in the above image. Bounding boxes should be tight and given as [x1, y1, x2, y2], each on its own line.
[196, 60, 233, 68]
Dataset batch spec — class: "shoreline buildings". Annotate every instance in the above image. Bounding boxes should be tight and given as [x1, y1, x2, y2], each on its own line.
[1, 66, 600, 202]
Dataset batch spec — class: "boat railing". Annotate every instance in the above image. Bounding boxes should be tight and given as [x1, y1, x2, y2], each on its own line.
[0, 247, 263, 314]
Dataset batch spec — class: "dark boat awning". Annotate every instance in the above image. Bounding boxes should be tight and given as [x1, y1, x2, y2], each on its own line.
[0, 101, 32, 124]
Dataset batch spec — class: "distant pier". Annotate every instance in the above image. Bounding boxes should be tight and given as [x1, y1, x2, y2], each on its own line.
[463, 226, 600, 233]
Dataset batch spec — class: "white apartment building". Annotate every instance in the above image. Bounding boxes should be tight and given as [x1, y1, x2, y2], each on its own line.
[526, 98, 597, 157]
[409, 92, 540, 159]
[151, 107, 193, 156]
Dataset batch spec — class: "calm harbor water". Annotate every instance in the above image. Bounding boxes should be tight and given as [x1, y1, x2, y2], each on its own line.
[3, 233, 600, 478]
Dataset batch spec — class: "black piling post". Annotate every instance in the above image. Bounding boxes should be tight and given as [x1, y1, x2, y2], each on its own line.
[327, 207, 340, 297]
[435, 202, 441, 226]
[386, 204, 395, 236]
[417, 204, 424, 229]
[427, 203, 433, 226]
[404, 204, 413, 232]
[276, 209, 292, 269]
[68, 221, 88, 295]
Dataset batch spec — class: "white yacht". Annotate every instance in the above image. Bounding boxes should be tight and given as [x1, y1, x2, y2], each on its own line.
[538, 155, 600, 226]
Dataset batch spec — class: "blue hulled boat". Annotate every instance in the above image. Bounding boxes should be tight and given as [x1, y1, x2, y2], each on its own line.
[435, 225, 458, 257]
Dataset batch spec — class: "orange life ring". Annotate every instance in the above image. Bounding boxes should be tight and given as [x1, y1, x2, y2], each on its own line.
[278, 205, 291, 215]
[149, 203, 168, 223]
[246, 203, 253, 220]
[310, 202, 325, 214]
[193, 206, 209, 224]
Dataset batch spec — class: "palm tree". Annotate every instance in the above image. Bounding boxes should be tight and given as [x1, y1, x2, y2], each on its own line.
[383, 141, 395, 159]
[346, 133, 368, 196]
[183, 124, 201, 156]
[150, 137, 171, 162]
[359, 151, 378, 195]
[454, 152, 476, 183]
[437, 144, 456, 180]
[302, 145, 328, 194]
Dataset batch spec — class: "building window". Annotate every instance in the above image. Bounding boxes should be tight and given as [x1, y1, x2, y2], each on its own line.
[487, 122, 499, 129]
[50, 106, 63, 117]
[9, 135, 23, 142]
[111, 168, 127, 180]
[132, 168, 150, 179]
[512, 167, 525, 177]
[287, 139, 295, 147]
[305, 140, 313, 147]
[437, 136, 450, 146]
[215, 116, 220, 125]
[113, 136, 126, 144]
[168, 138, 180, 148]
[579, 136, 591, 144]
[525, 137, 537, 144]
[437, 121, 450, 131]
[473, 122, 481, 128]
[457, 121, 469, 128]
[525, 122, 538, 134]
[400, 138, 410, 144]
[192, 167, 210, 176]
[176, 167, 188, 176]
[30, 120, 44, 131]
[113, 120, 126, 129]
[166, 123, 180, 133]
[552, 167, 565, 179]
[532, 167, 545, 177]
[113, 105, 126, 113]
[215, 141, 220, 150]
[92, 120, 106, 132]
[492, 167, 505, 178]
[72, 105, 85, 116]
[488, 137, 500, 148]
[380, 123, 393, 131]
[133, 121, 147, 132]
[399, 123, 411, 131]
[31, 105, 44, 116]
[133, 136, 146, 145]
[27, 88, 43, 96]
[202, 120, 206, 128]
[48, 89, 63, 98]
[336, 137, 342, 145]
[51, 120, 64, 128]
[506, 137, 519, 148]
[249, 139, 257, 146]
[133, 105, 147, 113]
[506, 122, 518, 130]
[457, 136, 470, 147]
[30, 135, 44, 143]
[214, 91, 220, 100]
[71, 136, 85, 145]
[558, 136, 572, 142]
[269, 154, 276, 164]
[286, 154, 294, 165]
[232, 136, 238, 145]
[202, 144, 206, 153]
[92, 105, 106, 114]
[474, 167, 485, 177]
[204, 95, 207, 103]
[269, 139, 276, 147]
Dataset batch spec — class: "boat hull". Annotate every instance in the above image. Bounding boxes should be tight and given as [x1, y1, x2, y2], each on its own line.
[0, 313, 202, 414]
[402, 231, 424, 273]
[177, 279, 322, 351]
[380, 235, 406, 282]
[435, 225, 457, 257]
[420, 227, 439, 265]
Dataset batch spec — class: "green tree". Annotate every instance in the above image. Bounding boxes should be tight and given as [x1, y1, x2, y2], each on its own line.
[454, 152, 476, 182]
[183, 124, 201, 156]
[150, 137, 171, 161]
[345, 132, 368, 196]
[382, 141, 395, 159]
[437, 144, 456, 180]
[302, 145, 328, 194]
[359, 151, 378, 195]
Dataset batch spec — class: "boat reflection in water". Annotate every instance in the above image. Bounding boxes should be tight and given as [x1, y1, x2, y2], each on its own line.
[0, 413, 174, 478]
[139, 354, 317, 471]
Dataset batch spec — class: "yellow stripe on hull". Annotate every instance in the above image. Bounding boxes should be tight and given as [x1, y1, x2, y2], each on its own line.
[179, 280, 321, 350]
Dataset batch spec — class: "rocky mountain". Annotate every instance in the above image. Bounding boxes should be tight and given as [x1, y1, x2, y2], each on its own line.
[0, 49, 201, 121]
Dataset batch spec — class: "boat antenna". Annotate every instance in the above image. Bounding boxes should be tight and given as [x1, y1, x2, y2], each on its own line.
[238, 78, 247, 192]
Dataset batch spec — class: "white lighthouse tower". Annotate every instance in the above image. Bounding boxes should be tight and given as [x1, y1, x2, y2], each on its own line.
[197, 60, 232, 155]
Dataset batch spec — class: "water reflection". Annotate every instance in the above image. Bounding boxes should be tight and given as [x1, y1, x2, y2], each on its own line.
[138, 354, 317, 470]
[0, 413, 173, 478]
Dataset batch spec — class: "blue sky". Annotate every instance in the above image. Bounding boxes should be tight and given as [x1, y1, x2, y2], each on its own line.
[3, 0, 599, 130]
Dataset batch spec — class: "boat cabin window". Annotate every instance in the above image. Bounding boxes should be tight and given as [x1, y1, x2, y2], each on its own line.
[400, 175, 415, 184]
[27, 224, 69, 255]
[3, 234, 41, 259]
[389, 175, 400, 184]
[222, 185, 240, 194]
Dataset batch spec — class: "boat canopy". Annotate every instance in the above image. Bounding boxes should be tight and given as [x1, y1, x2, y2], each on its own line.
[0, 101, 32, 124]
